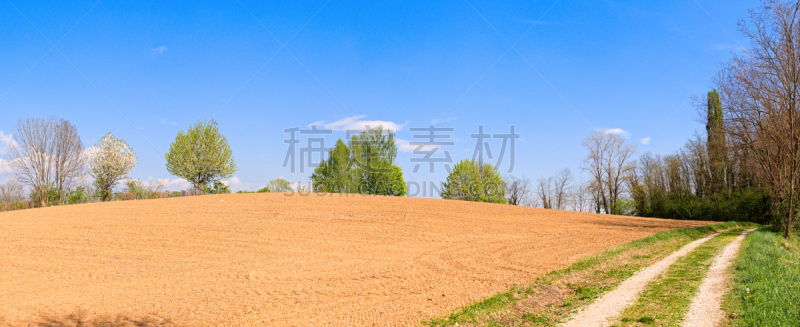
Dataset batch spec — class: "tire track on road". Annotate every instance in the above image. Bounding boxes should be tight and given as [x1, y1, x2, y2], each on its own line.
[681, 229, 755, 327]
[561, 231, 726, 327]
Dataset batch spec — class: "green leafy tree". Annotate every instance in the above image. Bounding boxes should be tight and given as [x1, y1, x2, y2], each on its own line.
[386, 165, 407, 196]
[441, 159, 506, 203]
[66, 186, 90, 204]
[29, 183, 59, 207]
[350, 126, 398, 194]
[311, 126, 405, 196]
[613, 198, 636, 216]
[205, 181, 231, 194]
[312, 139, 353, 193]
[268, 178, 293, 192]
[165, 119, 237, 195]
[124, 179, 148, 199]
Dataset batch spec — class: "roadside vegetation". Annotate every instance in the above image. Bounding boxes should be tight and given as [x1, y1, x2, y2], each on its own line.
[723, 228, 800, 327]
[423, 222, 756, 326]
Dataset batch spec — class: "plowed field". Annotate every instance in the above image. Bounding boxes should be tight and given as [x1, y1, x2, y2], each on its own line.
[0, 193, 713, 326]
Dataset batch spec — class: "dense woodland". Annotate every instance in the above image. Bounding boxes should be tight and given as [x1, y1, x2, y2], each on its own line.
[628, 90, 770, 224]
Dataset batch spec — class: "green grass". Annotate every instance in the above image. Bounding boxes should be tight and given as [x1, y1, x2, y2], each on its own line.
[613, 228, 748, 327]
[422, 221, 758, 327]
[723, 228, 800, 327]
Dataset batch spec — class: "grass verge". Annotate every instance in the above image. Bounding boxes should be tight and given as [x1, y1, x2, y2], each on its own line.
[722, 228, 800, 327]
[611, 228, 748, 327]
[422, 221, 758, 327]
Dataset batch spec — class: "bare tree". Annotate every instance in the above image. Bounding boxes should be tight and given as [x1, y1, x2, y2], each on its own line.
[582, 130, 637, 214]
[147, 179, 167, 193]
[553, 168, 573, 210]
[569, 178, 591, 212]
[717, 0, 800, 238]
[6, 117, 86, 206]
[536, 176, 553, 209]
[506, 175, 532, 206]
[0, 181, 26, 203]
[53, 119, 86, 202]
[590, 180, 603, 213]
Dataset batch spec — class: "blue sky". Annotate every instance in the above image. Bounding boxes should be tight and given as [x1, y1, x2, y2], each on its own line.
[0, 0, 755, 194]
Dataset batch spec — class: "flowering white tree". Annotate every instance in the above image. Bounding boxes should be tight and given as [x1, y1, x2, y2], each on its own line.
[88, 133, 137, 201]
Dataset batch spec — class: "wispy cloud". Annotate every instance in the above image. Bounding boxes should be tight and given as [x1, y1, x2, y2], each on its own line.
[641, 137, 651, 145]
[309, 115, 406, 132]
[395, 138, 441, 153]
[153, 46, 168, 54]
[603, 128, 630, 137]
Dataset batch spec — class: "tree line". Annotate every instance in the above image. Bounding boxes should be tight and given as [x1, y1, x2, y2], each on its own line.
[0, 118, 245, 209]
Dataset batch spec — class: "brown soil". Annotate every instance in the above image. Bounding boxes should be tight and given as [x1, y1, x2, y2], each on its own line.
[0, 193, 713, 326]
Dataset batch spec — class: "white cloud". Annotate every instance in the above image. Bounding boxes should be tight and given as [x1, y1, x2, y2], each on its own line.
[0, 131, 16, 154]
[153, 46, 168, 54]
[396, 138, 439, 153]
[307, 120, 326, 128]
[310, 115, 406, 132]
[641, 137, 651, 145]
[603, 128, 630, 137]
[0, 158, 10, 174]
[156, 178, 190, 191]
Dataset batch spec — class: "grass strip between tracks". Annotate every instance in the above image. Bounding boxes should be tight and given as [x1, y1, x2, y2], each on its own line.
[611, 228, 747, 327]
[422, 221, 759, 327]
[722, 227, 800, 327]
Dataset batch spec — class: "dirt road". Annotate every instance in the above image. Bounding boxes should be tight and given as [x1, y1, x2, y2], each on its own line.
[682, 229, 755, 327]
[0, 193, 712, 326]
[562, 231, 722, 327]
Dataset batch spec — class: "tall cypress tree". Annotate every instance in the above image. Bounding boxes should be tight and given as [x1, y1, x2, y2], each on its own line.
[706, 89, 726, 194]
